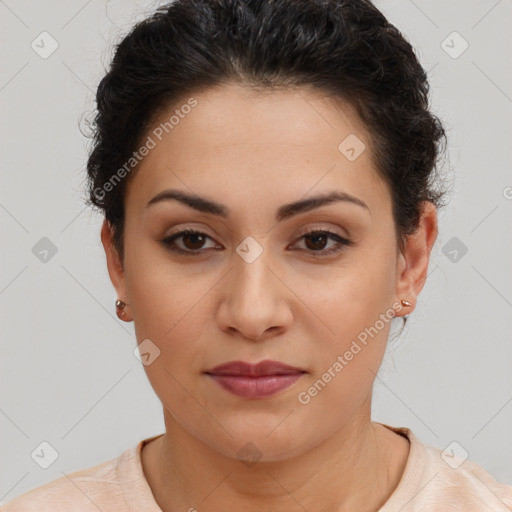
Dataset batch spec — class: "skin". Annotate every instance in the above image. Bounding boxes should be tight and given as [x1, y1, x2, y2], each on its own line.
[101, 82, 438, 512]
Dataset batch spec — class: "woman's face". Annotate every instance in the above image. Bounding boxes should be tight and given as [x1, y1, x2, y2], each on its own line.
[103, 83, 435, 461]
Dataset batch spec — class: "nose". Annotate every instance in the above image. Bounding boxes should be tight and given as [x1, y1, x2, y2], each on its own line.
[216, 244, 293, 342]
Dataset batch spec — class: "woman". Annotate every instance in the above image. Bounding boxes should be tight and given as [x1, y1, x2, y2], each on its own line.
[4, 0, 512, 510]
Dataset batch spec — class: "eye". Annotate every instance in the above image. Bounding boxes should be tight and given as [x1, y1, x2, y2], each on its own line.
[161, 229, 219, 255]
[161, 228, 353, 257]
[291, 229, 353, 257]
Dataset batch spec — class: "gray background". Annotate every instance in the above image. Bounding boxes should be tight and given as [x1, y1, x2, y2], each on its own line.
[1, 0, 511, 504]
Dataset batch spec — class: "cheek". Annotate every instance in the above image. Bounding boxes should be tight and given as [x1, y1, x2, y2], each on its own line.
[124, 241, 214, 379]
[297, 251, 396, 397]
[293, 305, 392, 434]
[305, 248, 396, 339]
[127, 263, 214, 420]
[125, 234, 201, 328]
[129, 270, 210, 360]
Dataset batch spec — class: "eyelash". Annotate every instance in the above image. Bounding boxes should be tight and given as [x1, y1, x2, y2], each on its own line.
[161, 228, 353, 258]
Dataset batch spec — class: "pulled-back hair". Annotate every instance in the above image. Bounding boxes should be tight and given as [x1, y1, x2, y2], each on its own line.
[84, 0, 448, 263]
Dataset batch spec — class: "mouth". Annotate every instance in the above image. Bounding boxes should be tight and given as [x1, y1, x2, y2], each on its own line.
[204, 360, 307, 399]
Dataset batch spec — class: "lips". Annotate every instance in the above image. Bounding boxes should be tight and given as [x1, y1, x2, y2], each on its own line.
[204, 360, 306, 399]
[206, 360, 306, 376]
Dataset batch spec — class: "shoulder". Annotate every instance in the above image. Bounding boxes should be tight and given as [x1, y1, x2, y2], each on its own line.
[421, 441, 512, 510]
[380, 424, 512, 511]
[1, 450, 130, 511]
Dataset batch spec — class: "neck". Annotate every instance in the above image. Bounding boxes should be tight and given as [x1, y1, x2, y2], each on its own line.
[141, 407, 409, 512]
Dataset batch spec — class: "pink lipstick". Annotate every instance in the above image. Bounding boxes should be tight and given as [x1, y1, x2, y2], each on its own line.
[205, 360, 306, 399]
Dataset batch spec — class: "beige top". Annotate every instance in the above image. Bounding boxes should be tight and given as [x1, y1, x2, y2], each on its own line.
[3, 424, 512, 511]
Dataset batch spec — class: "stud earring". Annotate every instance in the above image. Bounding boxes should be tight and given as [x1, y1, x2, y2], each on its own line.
[115, 299, 127, 319]
[401, 299, 412, 307]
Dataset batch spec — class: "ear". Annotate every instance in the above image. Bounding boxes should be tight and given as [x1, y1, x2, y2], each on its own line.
[394, 201, 438, 316]
[101, 219, 130, 320]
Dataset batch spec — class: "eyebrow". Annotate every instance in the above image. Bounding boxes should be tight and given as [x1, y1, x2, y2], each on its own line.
[146, 188, 369, 221]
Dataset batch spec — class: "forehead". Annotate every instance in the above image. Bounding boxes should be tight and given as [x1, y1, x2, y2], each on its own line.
[126, 83, 390, 215]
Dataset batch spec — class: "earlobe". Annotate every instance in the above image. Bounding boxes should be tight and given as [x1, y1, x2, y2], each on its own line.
[101, 219, 131, 321]
[394, 201, 438, 314]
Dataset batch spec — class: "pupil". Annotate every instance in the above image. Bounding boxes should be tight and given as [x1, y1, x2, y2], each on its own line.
[307, 233, 326, 251]
[184, 233, 205, 250]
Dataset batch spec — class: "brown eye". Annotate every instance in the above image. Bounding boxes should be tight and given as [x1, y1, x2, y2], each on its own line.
[304, 232, 330, 251]
[181, 231, 207, 250]
[293, 229, 354, 257]
[161, 229, 218, 255]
